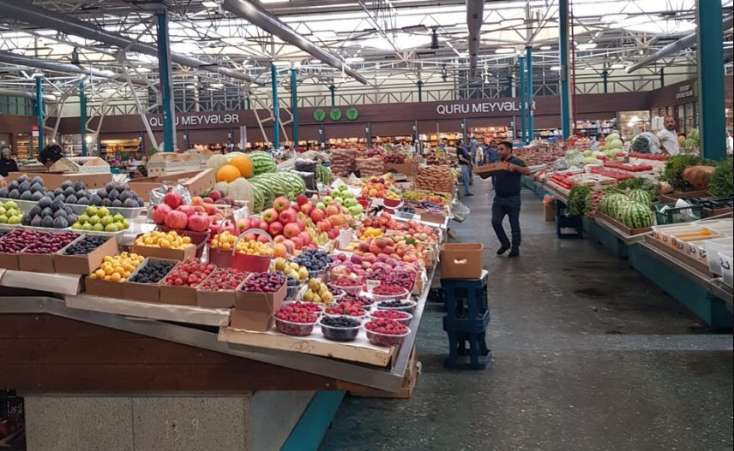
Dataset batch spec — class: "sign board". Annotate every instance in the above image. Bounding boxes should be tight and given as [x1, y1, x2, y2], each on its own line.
[435, 100, 523, 116]
[675, 84, 694, 101]
[147, 112, 240, 129]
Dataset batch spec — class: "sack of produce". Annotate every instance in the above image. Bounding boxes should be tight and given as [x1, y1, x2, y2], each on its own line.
[682, 165, 716, 191]
[331, 149, 357, 176]
[356, 156, 384, 178]
[416, 165, 456, 193]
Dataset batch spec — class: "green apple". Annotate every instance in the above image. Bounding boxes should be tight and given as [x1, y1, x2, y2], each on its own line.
[348, 205, 364, 216]
[93, 223, 104, 232]
[105, 223, 118, 232]
[344, 198, 357, 207]
[0, 214, 8, 223]
[101, 215, 113, 226]
[86, 206, 98, 217]
[98, 207, 110, 217]
[88, 215, 99, 225]
[4, 201, 17, 209]
[82, 223, 93, 231]
[78, 214, 90, 223]
[72, 222, 82, 229]
[322, 196, 333, 205]
[316, 202, 326, 210]
[0, 207, 6, 216]
[9, 215, 21, 224]
[335, 198, 343, 206]
[120, 219, 129, 229]
[113, 214, 124, 222]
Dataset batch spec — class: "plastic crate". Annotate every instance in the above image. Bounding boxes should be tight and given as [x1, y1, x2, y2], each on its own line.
[654, 202, 703, 225]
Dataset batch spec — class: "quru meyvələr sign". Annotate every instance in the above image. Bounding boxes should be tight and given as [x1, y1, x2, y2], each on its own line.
[147, 112, 240, 129]
[434, 99, 533, 116]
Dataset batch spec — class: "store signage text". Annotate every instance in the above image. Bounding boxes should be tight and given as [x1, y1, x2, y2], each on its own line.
[436, 101, 520, 116]
[147, 112, 240, 129]
[675, 85, 694, 100]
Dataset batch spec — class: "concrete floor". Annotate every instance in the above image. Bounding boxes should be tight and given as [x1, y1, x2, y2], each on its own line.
[321, 180, 734, 451]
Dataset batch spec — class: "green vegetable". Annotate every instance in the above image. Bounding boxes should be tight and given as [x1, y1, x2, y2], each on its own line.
[709, 158, 733, 198]
[662, 154, 702, 191]
[567, 186, 591, 216]
[618, 201, 654, 229]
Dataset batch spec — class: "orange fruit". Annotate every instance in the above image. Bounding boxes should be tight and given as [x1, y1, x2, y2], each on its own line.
[216, 164, 241, 182]
[229, 156, 254, 178]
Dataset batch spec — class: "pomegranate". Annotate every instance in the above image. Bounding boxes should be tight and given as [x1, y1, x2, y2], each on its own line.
[164, 210, 188, 230]
[152, 203, 172, 225]
[163, 191, 183, 209]
[188, 212, 211, 232]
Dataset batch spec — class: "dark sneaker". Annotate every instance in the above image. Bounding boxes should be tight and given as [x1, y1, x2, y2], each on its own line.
[508, 248, 520, 257]
[465, 192, 474, 197]
[496, 245, 510, 255]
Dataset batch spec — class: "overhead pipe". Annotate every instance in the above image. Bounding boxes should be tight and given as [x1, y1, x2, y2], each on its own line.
[466, 0, 484, 79]
[222, 0, 368, 85]
[627, 15, 733, 73]
[0, 88, 35, 99]
[0, 0, 257, 84]
[0, 50, 148, 86]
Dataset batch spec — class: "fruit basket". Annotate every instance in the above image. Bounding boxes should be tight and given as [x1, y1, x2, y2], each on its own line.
[375, 299, 417, 313]
[324, 300, 368, 321]
[328, 280, 363, 295]
[319, 316, 361, 342]
[69, 204, 146, 219]
[364, 319, 410, 347]
[231, 229, 273, 272]
[370, 309, 413, 326]
[275, 317, 318, 336]
[371, 284, 410, 302]
[274, 302, 319, 336]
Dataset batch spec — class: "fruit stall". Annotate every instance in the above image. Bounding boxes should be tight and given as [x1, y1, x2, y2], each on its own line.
[521, 138, 733, 328]
[0, 149, 453, 449]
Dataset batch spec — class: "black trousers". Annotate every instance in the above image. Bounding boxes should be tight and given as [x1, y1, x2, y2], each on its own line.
[492, 195, 521, 249]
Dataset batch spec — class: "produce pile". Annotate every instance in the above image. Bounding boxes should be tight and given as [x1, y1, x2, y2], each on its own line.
[355, 156, 384, 178]
[416, 165, 455, 193]
[330, 149, 357, 176]
[598, 190, 655, 229]
[0, 176, 144, 209]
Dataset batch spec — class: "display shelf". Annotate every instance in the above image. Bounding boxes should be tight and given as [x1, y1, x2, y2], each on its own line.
[0, 270, 81, 295]
[65, 294, 231, 327]
[219, 326, 395, 367]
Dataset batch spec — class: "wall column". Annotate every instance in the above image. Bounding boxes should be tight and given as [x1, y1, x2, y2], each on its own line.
[559, 0, 572, 139]
[79, 78, 87, 156]
[35, 76, 44, 156]
[329, 84, 336, 108]
[271, 63, 280, 149]
[525, 46, 534, 144]
[156, 9, 176, 152]
[696, 0, 725, 160]
[517, 56, 526, 144]
[290, 68, 299, 147]
[417, 80, 423, 102]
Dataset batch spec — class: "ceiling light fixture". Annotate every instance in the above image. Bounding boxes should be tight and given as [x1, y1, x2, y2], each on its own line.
[495, 48, 515, 54]
[202, 1, 219, 8]
[577, 42, 597, 50]
[540, 45, 551, 50]
[550, 65, 561, 71]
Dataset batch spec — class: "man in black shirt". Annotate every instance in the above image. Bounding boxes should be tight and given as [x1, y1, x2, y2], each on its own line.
[457, 139, 473, 197]
[492, 141, 529, 257]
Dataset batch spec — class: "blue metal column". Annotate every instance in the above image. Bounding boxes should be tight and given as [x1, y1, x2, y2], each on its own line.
[79, 78, 88, 156]
[602, 69, 608, 94]
[271, 63, 280, 149]
[559, 0, 572, 139]
[329, 84, 336, 107]
[417, 80, 423, 102]
[696, 0, 726, 160]
[525, 46, 534, 144]
[156, 9, 176, 152]
[290, 68, 299, 148]
[34, 76, 44, 155]
[517, 56, 526, 144]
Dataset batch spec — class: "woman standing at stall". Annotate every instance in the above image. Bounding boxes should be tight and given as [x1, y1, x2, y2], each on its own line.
[0, 146, 18, 177]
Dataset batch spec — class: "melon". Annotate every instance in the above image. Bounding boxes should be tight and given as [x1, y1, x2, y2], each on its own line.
[230, 155, 254, 178]
[216, 164, 241, 183]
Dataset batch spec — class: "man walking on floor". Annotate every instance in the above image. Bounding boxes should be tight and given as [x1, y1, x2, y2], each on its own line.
[492, 141, 529, 257]
[457, 139, 474, 197]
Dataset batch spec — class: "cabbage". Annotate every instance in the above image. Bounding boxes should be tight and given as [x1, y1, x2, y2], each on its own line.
[207, 154, 229, 170]
[583, 157, 602, 165]
[606, 138, 623, 149]
[606, 132, 620, 142]
[227, 178, 255, 206]
[214, 181, 230, 195]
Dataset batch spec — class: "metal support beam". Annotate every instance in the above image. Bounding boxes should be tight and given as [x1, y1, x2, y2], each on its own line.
[696, 0, 726, 160]
[466, 0, 484, 79]
[271, 64, 281, 150]
[517, 56, 526, 144]
[35, 76, 44, 156]
[222, 0, 367, 85]
[329, 85, 336, 108]
[602, 69, 608, 94]
[0, 1, 256, 84]
[156, 10, 176, 152]
[659, 67, 665, 88]
[290, 68, 299, 147]
[559, 0, 572, 139]
[525, 46, 534, 144]
[417, 80, 423, 103]
[79, 79, 87, 156]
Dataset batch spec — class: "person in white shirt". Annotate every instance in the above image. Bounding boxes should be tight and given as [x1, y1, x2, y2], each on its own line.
[657, 116, 680, 155]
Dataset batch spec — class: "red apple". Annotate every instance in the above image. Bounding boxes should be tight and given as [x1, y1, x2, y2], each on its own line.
[317, 219, 332, 232]
[203, 203, 217, 215]
[298, 231, 311, 244]
[327, 228, 339, 239]
[257, 234, 271, 244]
[273, 196, 290, 212]
[278, 208, 298, 225]
[296, 194, 310, 206]
[295, 219, 305, 231]
[262, 208, 279, 223]
[191, 196, 204, 206]
[283, 222, 301, 239]
[188, 212, 211, 232]
[290, 236, 303, 249]
[310, 208, 325, 223]
[163, 191, 183, 209]
[325, 205, 339, 217]
[238, 218, 251, 231]
[299, 202, 313, 215]
[208, 190, 222, 201]
[268, 221, 284, 236]
[152, 203, 172, 225]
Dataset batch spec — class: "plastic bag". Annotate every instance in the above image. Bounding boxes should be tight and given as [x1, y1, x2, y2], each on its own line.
[149, 183, 192, 207]
[451, 200, 471, 223]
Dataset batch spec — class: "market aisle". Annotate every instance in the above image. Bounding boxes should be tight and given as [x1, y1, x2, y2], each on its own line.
[320, 179, 733, 451]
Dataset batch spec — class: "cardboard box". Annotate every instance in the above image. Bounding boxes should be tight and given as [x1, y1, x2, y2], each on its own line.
[440, 243, 484, 279]
[128, 168, 215, 201]
[7, 172, 112, 189]
[229, 309, 277, 332]
[132, 243, 196, 261]
[473, 162, 510, 179]
[416, 209, 447, 225]
[84, 276, 124, 298]
[233, 282, 286, 331]
[119, 258, 177, 303]
[17, 253, 56, 273]
[544, 200, 556, 222]
[197, 289, 238, 309]
[0, 252, 20, 270]
[159, 284, 198, 306]
[384, 161, 419, 177]
[53, 235, 119, 275]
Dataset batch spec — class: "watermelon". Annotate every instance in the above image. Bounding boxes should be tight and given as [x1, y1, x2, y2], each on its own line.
[627, 189, 652, 206]
[599, 193, 629, 217]
[249, 151, 277, 175]
[617, 200, 654, 229]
